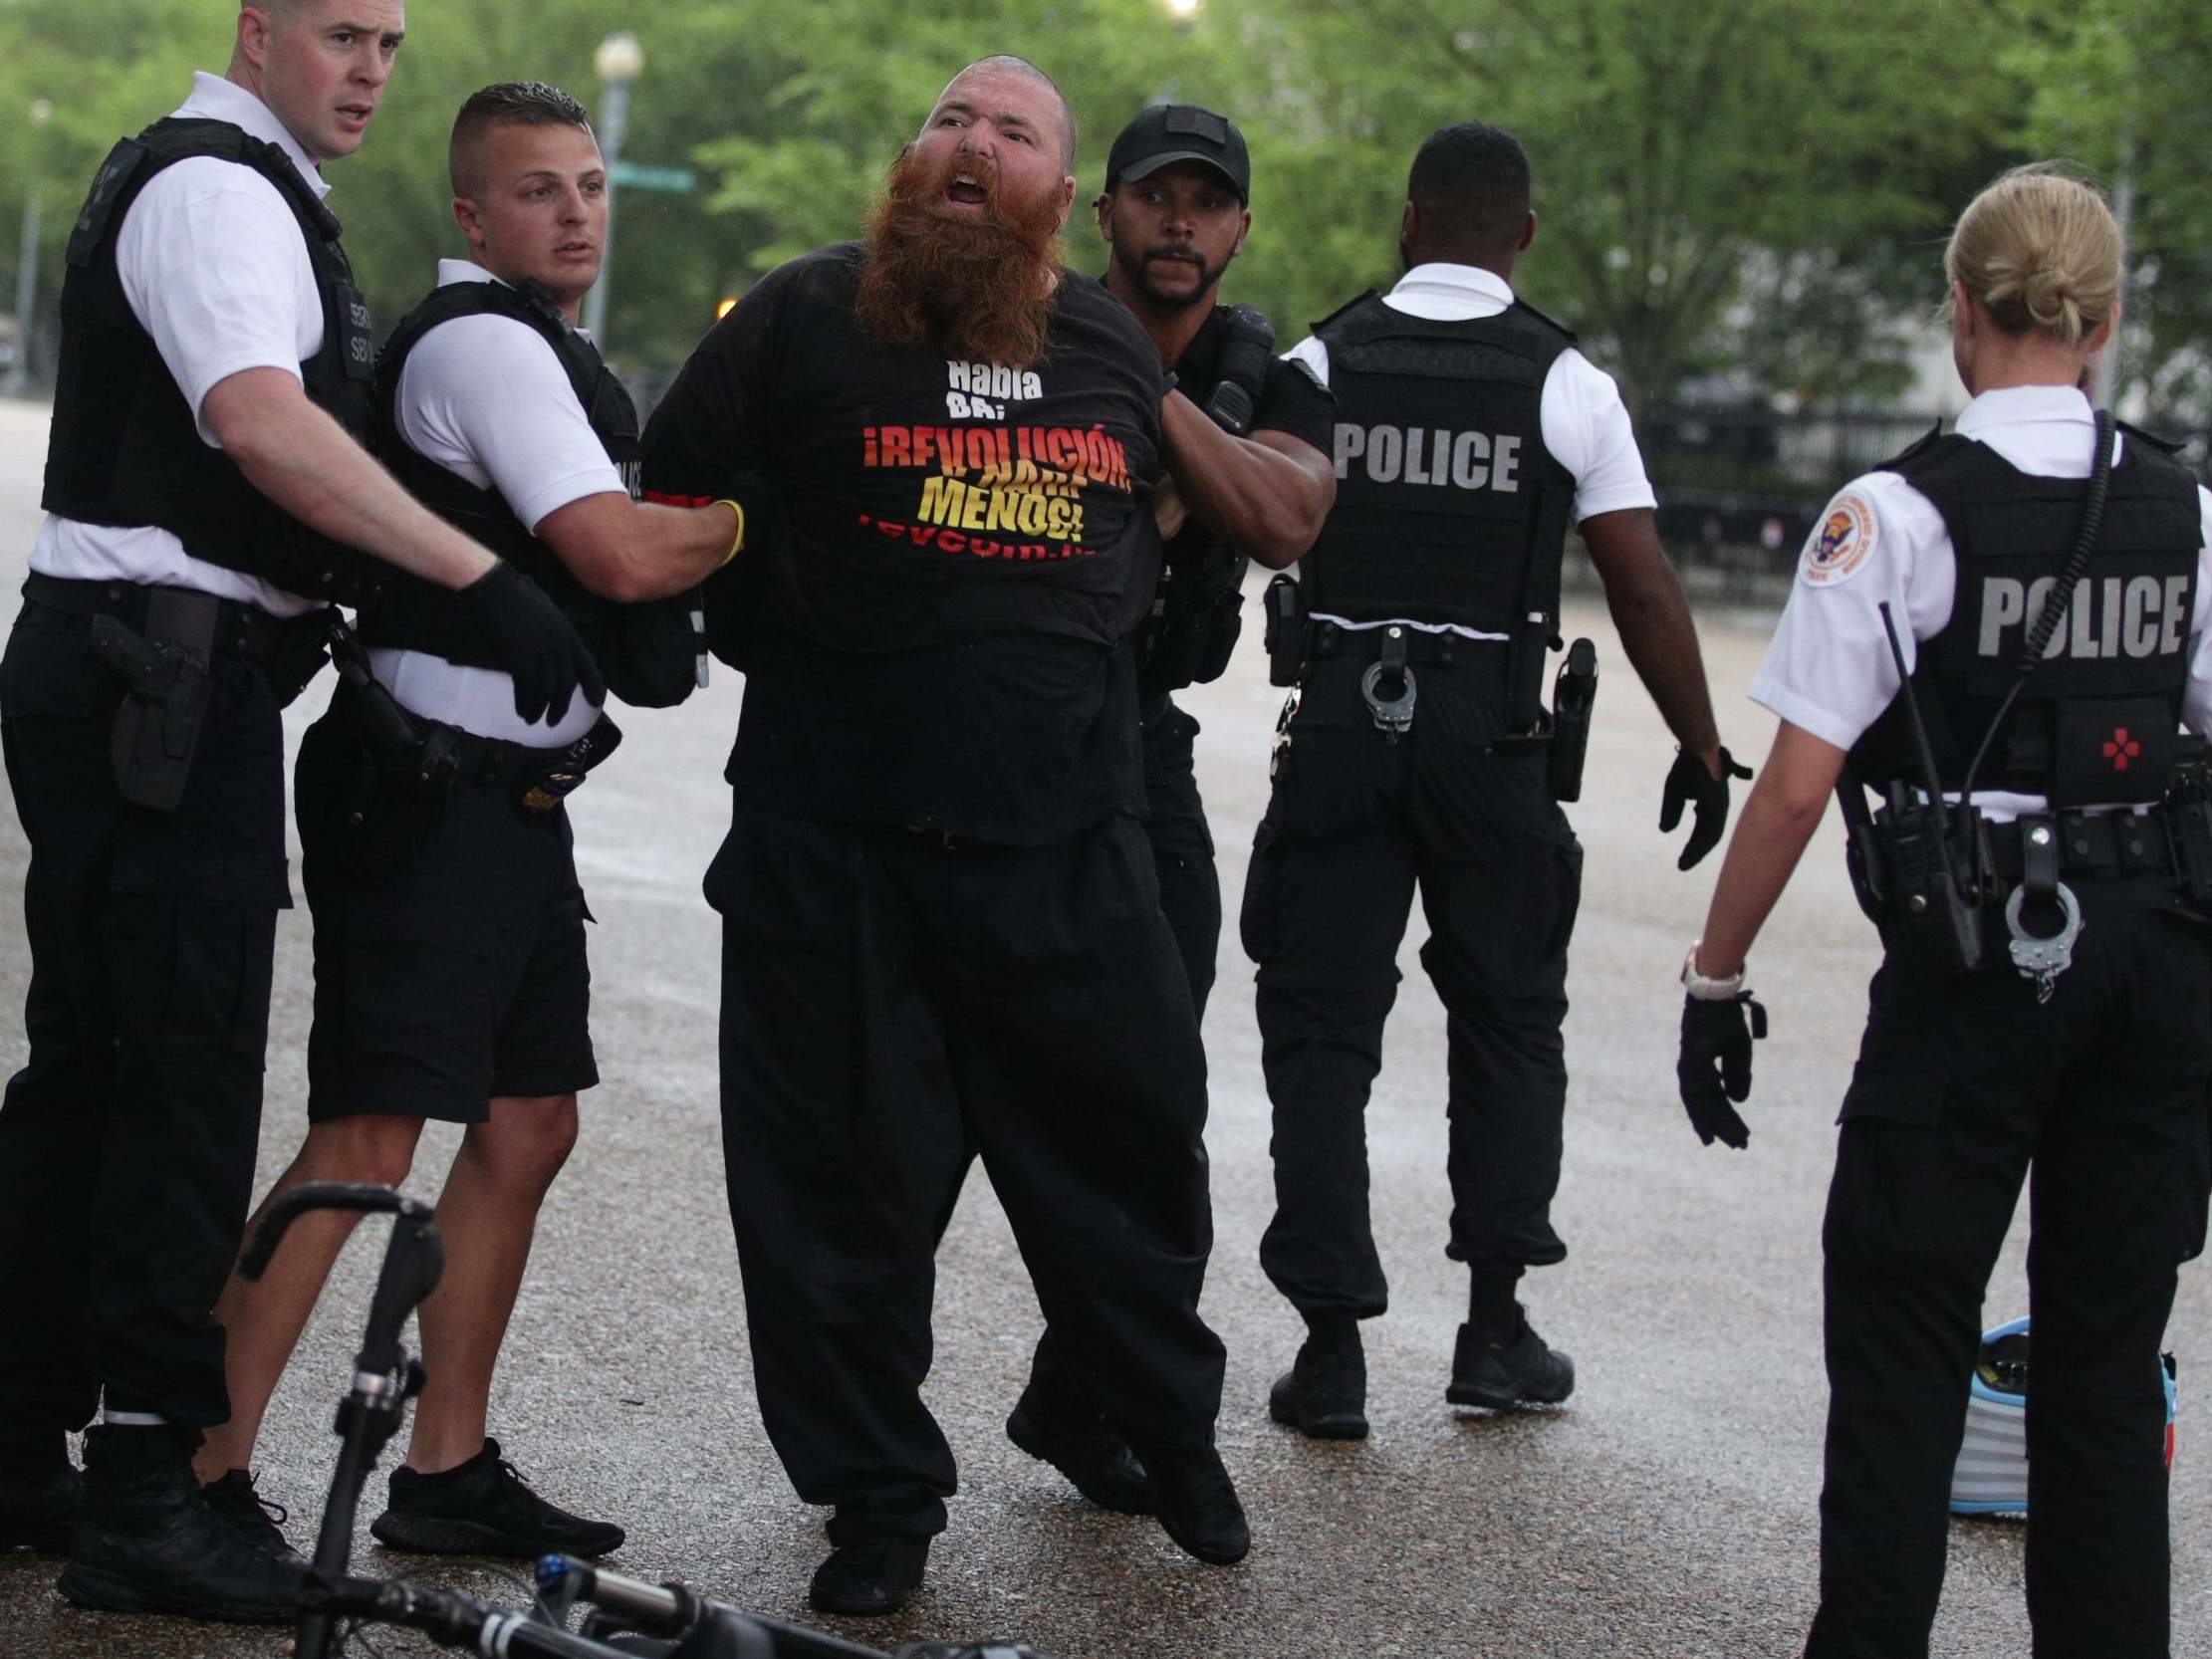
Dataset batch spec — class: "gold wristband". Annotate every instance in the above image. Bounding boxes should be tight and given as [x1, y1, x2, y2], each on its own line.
[714, 499, 745, 568]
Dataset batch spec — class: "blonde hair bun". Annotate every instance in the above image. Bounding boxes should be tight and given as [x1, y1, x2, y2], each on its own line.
[1946, 165, 2120, 350]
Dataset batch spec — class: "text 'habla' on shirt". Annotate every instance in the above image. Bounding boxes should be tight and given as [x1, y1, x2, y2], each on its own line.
[1978, 575, 2192, 661]
[947, 358, 1044, 420]
[1334, 423, 1523, 492]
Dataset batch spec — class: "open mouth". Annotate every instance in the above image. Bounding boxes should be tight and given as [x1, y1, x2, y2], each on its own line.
[945, 176, 989, 206]
[338, 104, 374, 125]
[556, 241, 597, 258]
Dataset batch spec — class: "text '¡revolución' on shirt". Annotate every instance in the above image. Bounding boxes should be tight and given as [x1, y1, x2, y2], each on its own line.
[860, 421, 1134, 563]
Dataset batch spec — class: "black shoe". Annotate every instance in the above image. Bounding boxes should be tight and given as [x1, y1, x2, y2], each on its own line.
[57, 1425, 305, 1623]
[0, 1453, 81, 1553]
[1142, 1448, 1250, 1565]
[1447, 1309, 1576, 1409]
[369, 1438, 623, 1558]
[1268, 1338, 1368, 1440]
[201, 1469, 305, 1567]
[1007, 1384, 1151, 1515]
[808, 1533, 930, 1616]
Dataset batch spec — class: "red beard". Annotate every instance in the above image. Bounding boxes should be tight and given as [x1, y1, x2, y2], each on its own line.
[854, 143, 1064, 370]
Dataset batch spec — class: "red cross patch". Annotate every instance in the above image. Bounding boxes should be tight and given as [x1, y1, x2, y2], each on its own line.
[2103, 728, 2142, 771]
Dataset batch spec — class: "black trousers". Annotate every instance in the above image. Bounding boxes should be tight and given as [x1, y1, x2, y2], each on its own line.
[0, 595, 287, 1433]
[1139, 696, 1220, 1021]
[710, 806, 1225, 1542]
[1241, 654, 1580, 1318]
[1807, 883, 2212, 1659]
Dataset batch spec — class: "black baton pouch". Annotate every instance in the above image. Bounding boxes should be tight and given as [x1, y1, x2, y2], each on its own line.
[1264, 574, 1305, 687]
[91, 590, 218, 813]
[332, 729, 460, 887]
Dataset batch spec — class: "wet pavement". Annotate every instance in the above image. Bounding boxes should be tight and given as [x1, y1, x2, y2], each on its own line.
[0, 395, 2205, 1658]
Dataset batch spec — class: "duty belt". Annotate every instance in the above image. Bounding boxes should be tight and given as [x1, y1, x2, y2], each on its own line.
[1304, 619, 1498, 668]
[331, 678, 619, 808]
[22, 572, 312, 669]
[1985, 808, 2182, 882]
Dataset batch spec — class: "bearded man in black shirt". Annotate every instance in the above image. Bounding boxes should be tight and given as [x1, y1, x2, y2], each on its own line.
[642, 56, 1245, 1616]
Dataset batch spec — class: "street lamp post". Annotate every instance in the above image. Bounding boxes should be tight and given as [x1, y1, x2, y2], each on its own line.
[4, 99, 53, 400]
[583, 32, 643, 350]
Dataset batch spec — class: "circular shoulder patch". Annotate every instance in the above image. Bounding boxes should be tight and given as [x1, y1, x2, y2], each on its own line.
[1799, 491, 1877, 589]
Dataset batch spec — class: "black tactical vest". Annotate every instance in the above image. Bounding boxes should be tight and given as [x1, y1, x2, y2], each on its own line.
[41, 118, 381, 605]
[364, 279, 693, 708]
[1300, 292, 1576, 632]
[1849, 425, 2202, 807]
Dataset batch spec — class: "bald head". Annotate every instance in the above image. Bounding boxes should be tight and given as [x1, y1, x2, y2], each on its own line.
[938, 55, 1076, 169]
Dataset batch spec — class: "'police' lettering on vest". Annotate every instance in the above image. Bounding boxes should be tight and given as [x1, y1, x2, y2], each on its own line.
[1976, 574, 2192, 661]
[1333, 423, 1521, 493]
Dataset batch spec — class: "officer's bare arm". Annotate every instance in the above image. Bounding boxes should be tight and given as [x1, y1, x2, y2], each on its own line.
[1578, 507, 1724, 771]
[1694, 719, 1843, 978]
[1159, 390, 1335, 569]
[535, 494, 741, 604]
[201, 367, 497, 590]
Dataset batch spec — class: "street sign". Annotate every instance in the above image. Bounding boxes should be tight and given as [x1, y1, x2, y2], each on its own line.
[609, 161, 697, 193]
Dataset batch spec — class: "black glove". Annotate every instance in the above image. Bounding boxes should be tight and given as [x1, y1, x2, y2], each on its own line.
[1660, 745, 1753, 870]
[1202, 304, 1275, 437]
[459, 561, 603, 726]
[1676, 991, 1767, 1149]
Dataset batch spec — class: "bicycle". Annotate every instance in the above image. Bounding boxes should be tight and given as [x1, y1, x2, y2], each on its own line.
[248, 1183, 1048, 1659]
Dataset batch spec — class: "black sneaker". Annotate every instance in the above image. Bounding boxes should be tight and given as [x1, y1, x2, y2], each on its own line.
[1142, 1447, 1250, 1565]
[1007, 1383, 1151, 1515]
[1447, 1309, 1576, 1409]
[202, 1469, 305, 1566]
[808, 1533, 930, 1616]
[57, 1425, 305, 1624]
[369, 1438, 623, 1558]
[0, 1455, 80, 1553]
[1268, 1337, 1368, 1440]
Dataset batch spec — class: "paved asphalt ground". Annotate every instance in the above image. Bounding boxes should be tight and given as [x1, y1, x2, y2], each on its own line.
[0, 393, 2205, 1658]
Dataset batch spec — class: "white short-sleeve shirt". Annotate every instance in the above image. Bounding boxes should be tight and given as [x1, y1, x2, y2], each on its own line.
[1750, 382, 2212, 820]
[1284, 262, 1658, 642]
[31, 73, 332, 617]
[368, 260, 626, 747]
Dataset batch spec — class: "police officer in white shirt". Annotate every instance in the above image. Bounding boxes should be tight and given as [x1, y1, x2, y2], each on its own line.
[195, 81, 742, 1566]
[1251, 122, 1744, 1439]
[0, 3, 597, 1624]
[1678, 165, 2212, 1658]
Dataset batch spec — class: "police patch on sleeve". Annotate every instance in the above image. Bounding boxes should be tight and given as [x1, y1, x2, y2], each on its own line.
[1800, 492, 1876, 588]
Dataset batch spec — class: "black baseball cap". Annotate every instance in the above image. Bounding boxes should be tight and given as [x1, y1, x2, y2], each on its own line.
[1105, 104, 1250, 203]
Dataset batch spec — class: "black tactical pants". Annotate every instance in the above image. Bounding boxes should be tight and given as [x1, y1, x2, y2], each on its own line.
[1807, 882, 2212, 1659]
[1139, 696, 1220, 1020]
[1241, 653, 1580, 1318]
[0, 594, 287, 1434]
[709, 806, 1225, 1543]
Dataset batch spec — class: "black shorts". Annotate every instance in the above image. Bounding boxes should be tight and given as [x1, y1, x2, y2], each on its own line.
[296, 713, 599, 1124]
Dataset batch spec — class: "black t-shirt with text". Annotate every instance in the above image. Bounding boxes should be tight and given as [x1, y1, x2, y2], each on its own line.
[642, 244, 1169, 844]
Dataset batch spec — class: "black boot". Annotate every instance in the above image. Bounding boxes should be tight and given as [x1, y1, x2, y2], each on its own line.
[808, 1532, 930, 1616]
[1269, 1329, 1368, 1441]
[58, 1425, 306, 1623]
[1142, 1447, 1250, 1565]
[1006, 1378, 1151, 1515]
[202, 1469, 305, 1566]
[0, 1436, 80, 1553]
[1447, 1306, 1576, 1409]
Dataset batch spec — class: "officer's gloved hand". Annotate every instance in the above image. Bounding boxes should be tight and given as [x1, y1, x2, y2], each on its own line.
[1660, 745, 1753, 870]
[461, 560, 604, 726]
[1203, 304, 1275, 437]
[1677, 989, 1767, 1149]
